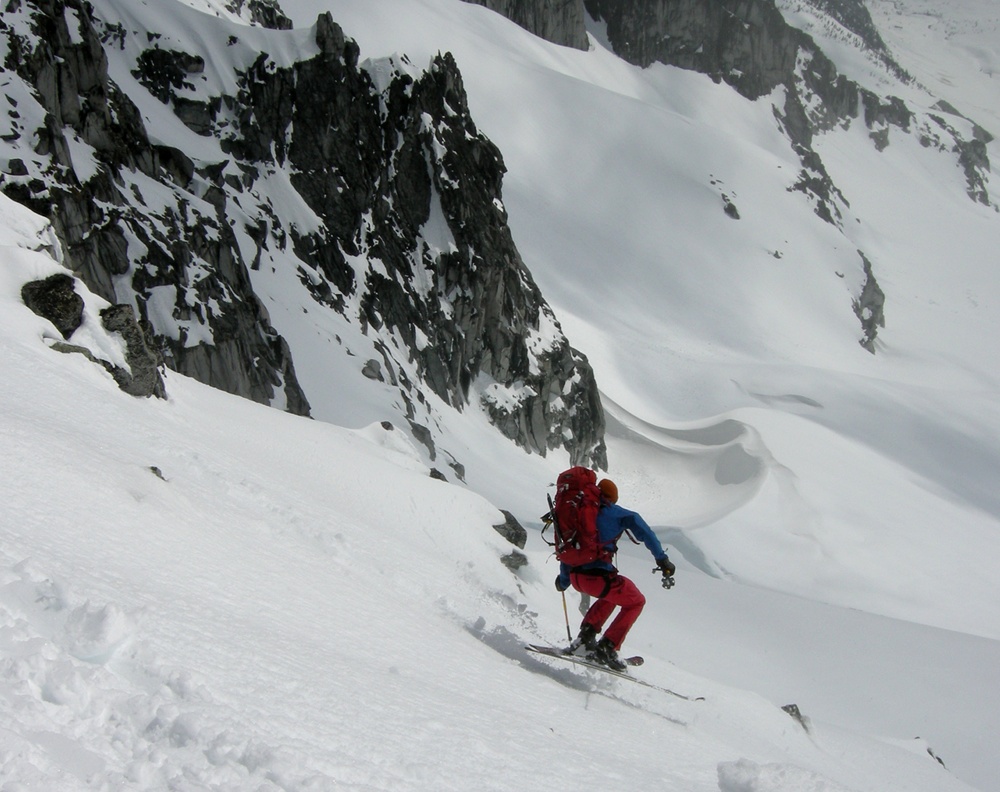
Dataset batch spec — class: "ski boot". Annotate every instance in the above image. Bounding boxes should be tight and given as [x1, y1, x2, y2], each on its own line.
[590, 637, 627, 672]
[566, 623, 598, 656]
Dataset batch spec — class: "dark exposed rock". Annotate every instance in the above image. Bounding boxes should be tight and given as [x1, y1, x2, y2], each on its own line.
[21, 274, 84, 339]
[409, 421, 437, 460]
[804, 0, 907, 79]
[782, 703, 811, 733]
[584, 0, 989, 214]
[172, 96, 219, 136]
[38, 292, 166, 399]
[449, 458, 467, 482]
[315, 10, 346, 54]
[132, 49, 204, 104]
[2, 0, 310, 416]
[461, 0, 589, 49]
[99, 304, 167, 398]
[579, 0, 1000, 351]
[224, 17, 606, 465]
[225, 0, 293, 30]
[934, 100, 994, 145]
[925, 742, 947, 769]
[501, 549, 529, 571]
[585, 0, 856, 228]
[493, 509, 528, 548]
[362, 359, 385, 381]
[853, 251, 885, 353]
[955, 137, 991, 206]
[585, 0, 797, 97]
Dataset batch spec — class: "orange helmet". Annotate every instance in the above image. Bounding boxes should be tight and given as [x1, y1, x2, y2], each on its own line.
[597, 478, 618, 503]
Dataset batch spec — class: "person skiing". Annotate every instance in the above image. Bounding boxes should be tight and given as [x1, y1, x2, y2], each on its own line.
[555, 478, 675, 671]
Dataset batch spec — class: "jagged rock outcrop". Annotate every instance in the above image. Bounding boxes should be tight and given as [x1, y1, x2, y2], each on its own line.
[493, 509, 528, 548]
[2, 1, 606, 467]
[224, 0, 292, 29]
[20, 274, 84, 340]
[99, 304, 168, 399]
[461, 0, 589, 49]
[21, 274, 167, 398]
[221, 16, 605, 465]
[853, 252, 885, 353]
[493, 509, 529, 571]
[805, 0, 893, 64]
[2, 0, 311, 415]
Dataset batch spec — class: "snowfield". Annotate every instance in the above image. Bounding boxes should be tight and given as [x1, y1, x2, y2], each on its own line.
[3, 239, 994, 790]
[3, 0, 1000, 789]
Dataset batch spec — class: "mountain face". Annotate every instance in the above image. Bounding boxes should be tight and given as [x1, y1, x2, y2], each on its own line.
[583, 0, 991, 207]
[478, 0, 995, 352]
[2, 0, 992, 468]
[2, 0, 311, 415]
[1, 0, 606, 470]
[461, 0, 589, 49]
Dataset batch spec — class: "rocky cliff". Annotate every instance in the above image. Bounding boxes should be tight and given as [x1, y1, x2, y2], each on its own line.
[1, 0, 606, 470]
[2, 0, 310, 413]
[461, 0, 589, 49]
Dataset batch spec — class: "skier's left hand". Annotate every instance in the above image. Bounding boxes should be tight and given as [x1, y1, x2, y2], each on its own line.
[656, 557, 676, 576]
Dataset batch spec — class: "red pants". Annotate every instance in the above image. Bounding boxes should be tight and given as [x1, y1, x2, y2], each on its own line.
[570, 571, 646, 650]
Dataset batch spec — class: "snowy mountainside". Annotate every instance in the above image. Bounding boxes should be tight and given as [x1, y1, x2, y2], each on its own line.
[2, 203, 993, 789]
[0, 0, 607, 473]
[3, 0, 1000, 789]
[285, 0, 1000, 638]
[868, 0, 1000, 137]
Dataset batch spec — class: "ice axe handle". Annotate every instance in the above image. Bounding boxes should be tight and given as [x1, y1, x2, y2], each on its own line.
[653, 567, 675, 589]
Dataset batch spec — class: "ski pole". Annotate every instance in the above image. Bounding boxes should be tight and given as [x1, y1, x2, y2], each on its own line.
[561, 591, 572, 642]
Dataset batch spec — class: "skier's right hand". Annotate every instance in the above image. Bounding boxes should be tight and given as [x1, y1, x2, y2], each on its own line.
[555, 574, 570, 592]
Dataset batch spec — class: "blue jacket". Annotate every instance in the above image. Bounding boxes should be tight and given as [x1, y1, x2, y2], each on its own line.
[557, 502, 668, 587]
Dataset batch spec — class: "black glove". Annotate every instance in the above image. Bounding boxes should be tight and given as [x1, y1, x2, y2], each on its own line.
[656, 557, 676, 576]
[555, 574, 570, 592]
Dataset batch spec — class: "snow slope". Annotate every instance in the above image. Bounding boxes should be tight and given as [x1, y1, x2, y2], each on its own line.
[2, 212, 992, 790]
[256, 0, 1000, 638]
[4, 0, 1000, 789]
[870, 0, 1000, 136]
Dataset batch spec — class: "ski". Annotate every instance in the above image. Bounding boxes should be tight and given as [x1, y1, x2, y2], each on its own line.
[526, 643, 643, 666]
[525, 644, 703, 700]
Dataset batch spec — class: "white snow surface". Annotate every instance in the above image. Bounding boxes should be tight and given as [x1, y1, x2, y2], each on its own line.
[3, 0, 1000, 790]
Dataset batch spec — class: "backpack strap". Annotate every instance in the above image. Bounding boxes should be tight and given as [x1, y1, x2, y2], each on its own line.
[570, 567, 617, 599]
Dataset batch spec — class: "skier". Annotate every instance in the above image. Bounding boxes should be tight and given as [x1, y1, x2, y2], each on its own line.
[555, 478, 675, 671]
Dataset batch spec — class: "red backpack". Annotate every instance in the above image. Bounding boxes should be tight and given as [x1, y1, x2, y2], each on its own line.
[544, 467, 603, 566]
